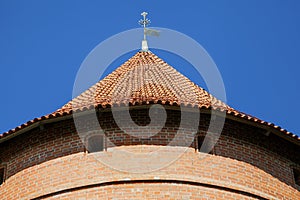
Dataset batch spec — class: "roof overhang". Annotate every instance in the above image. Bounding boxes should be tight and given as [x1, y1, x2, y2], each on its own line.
[0, 105, 299, 146]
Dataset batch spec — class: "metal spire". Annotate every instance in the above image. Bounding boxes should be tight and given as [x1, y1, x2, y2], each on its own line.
[139, 12, 150, 40]
[139, 12, 150, 51]
[138, 12, 159, 52]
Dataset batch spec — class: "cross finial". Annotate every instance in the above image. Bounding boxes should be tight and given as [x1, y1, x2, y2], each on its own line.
[138, 11, 150, 51]
[138, 12, 159, 52]
[139, 12, 150, 29]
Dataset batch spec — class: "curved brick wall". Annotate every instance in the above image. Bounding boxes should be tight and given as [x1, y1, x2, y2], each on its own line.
[0, 148, 299, 199]
[45, 183, 258, 200]
[0, 107, 299, 199]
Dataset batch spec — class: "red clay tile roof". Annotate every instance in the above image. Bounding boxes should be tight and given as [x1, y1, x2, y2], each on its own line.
[58, 51, 232, 112]
[1, 51, 299, 142]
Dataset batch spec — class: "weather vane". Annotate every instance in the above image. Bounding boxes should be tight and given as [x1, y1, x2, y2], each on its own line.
[138, 12, 160, 52]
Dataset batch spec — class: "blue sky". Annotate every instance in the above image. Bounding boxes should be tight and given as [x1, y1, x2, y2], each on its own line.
[0, 0, 300, 135]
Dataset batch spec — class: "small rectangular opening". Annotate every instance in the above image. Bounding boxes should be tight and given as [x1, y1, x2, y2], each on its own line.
[293, 168, 300, 186]
[0, 168, 4, 185]
[87, 135, 104, 153]
[197, 135, 213, 154]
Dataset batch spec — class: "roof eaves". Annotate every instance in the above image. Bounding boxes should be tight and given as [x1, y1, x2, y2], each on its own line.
[0, 104, 299, 145]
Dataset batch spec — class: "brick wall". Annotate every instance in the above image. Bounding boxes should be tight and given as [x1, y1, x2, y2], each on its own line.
[45, 182, 258, 200]
[0, 148, 299, 199]
[0, 106, 299, 199]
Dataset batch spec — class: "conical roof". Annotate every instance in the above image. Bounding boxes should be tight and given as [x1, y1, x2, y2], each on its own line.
[57, 51, 233, 113]
[1, 51, 299, 143]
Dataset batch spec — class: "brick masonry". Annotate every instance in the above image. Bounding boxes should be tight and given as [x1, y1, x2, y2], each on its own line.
[0, 106, 299, 199]
[45, 182, 259, 200]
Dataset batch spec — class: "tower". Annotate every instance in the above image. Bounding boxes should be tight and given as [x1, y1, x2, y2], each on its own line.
[0, 13, 299, 200]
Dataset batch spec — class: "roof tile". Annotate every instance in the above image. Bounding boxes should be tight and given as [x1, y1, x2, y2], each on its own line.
[1, 51, 298, 142]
